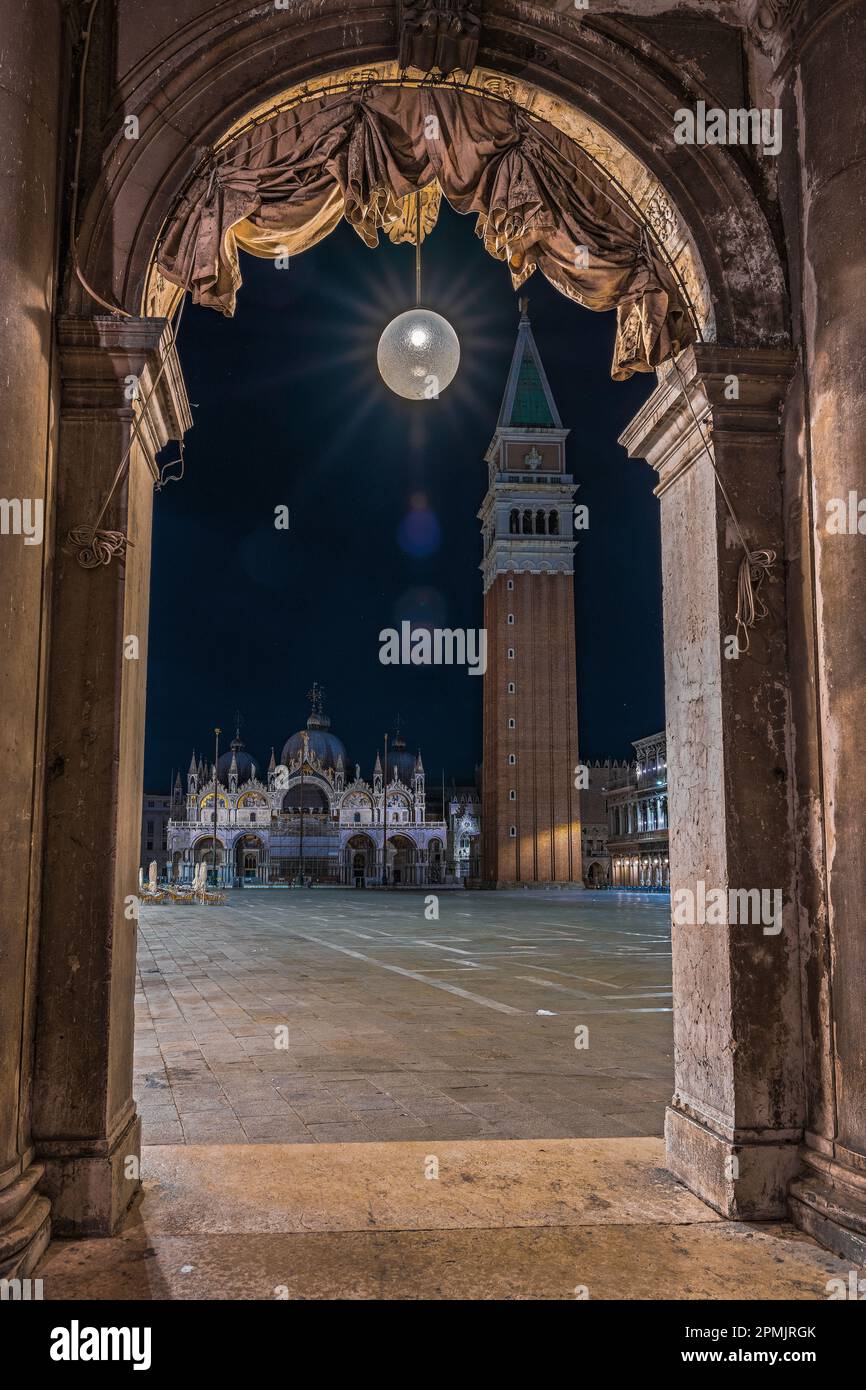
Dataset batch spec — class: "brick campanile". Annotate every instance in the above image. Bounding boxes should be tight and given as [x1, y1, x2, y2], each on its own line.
[479, 301, 582, 887]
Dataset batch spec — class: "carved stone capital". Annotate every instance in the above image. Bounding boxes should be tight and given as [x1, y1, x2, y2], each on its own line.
[58, 317, 192, 478]
[618, 346, 796, 499]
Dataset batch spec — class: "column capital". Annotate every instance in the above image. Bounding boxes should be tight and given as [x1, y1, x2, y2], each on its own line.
[619, 346, 796, 497]
[58, 315, 192, 478]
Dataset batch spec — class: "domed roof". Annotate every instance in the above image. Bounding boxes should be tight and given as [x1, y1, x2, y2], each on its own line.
[387, 731, 418, 786]
[389, 733, 414, 789]
[281, 684, 348, 772]
[281, 726, 348, 771]
[217, 732, 258, 786]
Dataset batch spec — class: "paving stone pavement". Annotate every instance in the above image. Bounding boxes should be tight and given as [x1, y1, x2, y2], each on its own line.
[135, 888, 673, 1145]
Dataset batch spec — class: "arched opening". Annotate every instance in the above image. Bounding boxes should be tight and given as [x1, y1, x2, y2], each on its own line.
[281, 782, 330, 815]
[26, 11, 819, 1276]
[234, 833, 266, 885]
[386, 833, 420, 887]
[344, 833, 376, 888]
[192, 837, 227, 888]
[585, 860, 606, 889]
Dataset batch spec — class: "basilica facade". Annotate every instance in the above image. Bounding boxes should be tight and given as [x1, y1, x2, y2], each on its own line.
[165, 687, 478, 887]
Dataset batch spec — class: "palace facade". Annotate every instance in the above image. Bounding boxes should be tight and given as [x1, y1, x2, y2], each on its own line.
[579, 759, 633, 888]
[606, 733, 670, 890]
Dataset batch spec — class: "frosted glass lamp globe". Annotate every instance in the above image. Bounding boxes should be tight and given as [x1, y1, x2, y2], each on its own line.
[377, 308, 460, 400]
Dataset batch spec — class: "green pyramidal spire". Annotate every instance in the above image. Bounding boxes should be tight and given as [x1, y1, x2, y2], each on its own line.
[497, 297, 562, 430]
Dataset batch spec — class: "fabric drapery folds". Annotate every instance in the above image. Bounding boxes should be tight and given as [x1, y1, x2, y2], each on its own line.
[157, 85, 695, 378]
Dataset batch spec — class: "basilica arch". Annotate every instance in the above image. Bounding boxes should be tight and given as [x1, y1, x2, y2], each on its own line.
[235, 833, 266, 882]
[191, 837, 226, 867]
[280, 779, 331, 815]
[7, 0, 865, 1275]
[344, 833, 377, 888]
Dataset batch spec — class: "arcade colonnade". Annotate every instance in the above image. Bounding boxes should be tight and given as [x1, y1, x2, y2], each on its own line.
[2, 0, 866, 1277]
[173, 831, 445, 888]
[610, 854, 670, 892]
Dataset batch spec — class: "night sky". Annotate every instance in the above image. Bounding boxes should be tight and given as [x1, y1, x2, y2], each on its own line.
[144, 201, 662, 792]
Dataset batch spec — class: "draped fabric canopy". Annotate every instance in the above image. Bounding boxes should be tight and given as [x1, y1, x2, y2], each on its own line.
[157, 85, 695, 379]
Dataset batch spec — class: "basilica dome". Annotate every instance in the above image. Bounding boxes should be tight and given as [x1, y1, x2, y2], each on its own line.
[387, 732, 418, 786]
[281, 687, 348, 772]
[217, 732, 258, 785]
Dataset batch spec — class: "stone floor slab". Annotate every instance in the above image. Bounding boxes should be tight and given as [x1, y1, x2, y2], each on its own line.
[34, 1138, 853, 1301]
[132, 1137, 717, 1235]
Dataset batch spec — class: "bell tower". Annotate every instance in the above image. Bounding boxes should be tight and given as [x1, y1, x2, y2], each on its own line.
[479, 300, 582, 886]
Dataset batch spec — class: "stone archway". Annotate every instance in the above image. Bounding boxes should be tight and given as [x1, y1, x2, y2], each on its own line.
[235, 833, 265, 884]
[281, 781, 330, 815]
[585, 860, 606, 889]
[10, 0, 865, 1275]
[33, 55, 794, 1245]
[192, 837, 226, 867]
[387, 833, 420, 887]
[344, 833, 376, 888]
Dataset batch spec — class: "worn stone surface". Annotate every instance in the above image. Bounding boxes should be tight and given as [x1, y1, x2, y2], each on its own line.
[34, 1136, 853, 1300]
[119, 1137, 718, 1235]
[136, 890, 673, 1145]
[35, 1221, 851, 1301]
[778, 0, 866, 1260]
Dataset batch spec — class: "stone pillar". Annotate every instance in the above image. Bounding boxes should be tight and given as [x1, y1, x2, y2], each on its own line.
[620, 345, 800, 1219]
[0, 0, 62, 1278]
[32, 317, 190, 1234]
[778, 0, 866, 1262]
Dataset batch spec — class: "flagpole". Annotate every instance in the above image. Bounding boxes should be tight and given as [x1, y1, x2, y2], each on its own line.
[212, 726, 221, 887]
[382, 732, 389, 887]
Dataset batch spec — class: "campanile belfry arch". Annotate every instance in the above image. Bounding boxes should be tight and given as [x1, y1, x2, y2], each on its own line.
[3, 0, 866, 1279]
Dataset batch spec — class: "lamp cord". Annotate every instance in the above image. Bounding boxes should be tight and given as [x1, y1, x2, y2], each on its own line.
[415, 191, 422, 306]
[69, 0, 130, 317]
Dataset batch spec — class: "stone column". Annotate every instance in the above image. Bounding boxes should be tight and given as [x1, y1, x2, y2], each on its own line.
[0, 0, 62, 1278]
[777, 0, 866, 1262]
[620, 345, 799, 1218]
[32, 317, 190, 1234]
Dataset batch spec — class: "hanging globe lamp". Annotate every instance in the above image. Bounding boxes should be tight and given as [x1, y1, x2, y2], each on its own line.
[377, 193, 460, 400]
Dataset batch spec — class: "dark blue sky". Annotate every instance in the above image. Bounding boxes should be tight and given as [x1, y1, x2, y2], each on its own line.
[145, 201, 662, 791]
